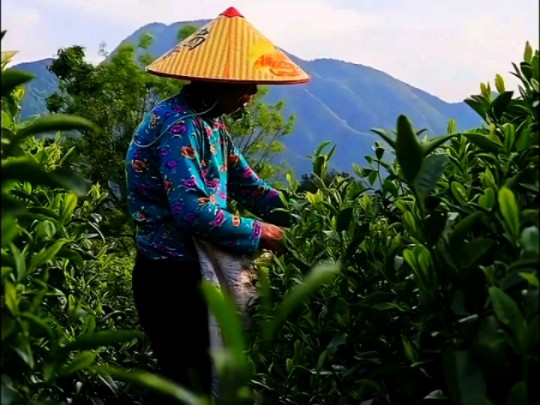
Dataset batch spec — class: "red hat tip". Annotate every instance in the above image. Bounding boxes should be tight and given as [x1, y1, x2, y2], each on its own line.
[221, 7, 243, 18]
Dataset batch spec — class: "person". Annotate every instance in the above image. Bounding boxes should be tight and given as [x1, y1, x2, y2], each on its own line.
[124, 6, 310, 399]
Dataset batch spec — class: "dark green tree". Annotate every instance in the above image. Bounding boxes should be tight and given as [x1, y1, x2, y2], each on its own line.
[46, 36, 179, 194]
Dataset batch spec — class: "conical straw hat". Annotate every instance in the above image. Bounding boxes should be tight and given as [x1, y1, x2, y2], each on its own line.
[146, 7, 310, 84]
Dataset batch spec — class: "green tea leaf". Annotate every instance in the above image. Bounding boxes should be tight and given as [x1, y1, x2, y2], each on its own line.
[367, 170, 378, 186]
[478, 316, 499, 345]
[62, 330, 144, 352]
[314, 140, 331, 156]
[1, 215, 19, 247]
[312, 155, 325, 178]
[401, 335, 418, 363]
[370, 128, 396, 148]
[0, 373, 21, 404]
[403, 211, 425, 240]
[13, 341, 34, 369]
[522, 316, 539, 352]
[327, 144, 337, 161]
[306, 191, 323, 204]
[28, 240, 68, 273]
[359, 291, 396, 306]
[416, 246, 433, 277]
[490, 91, 514, 121]
[414, 154, 449, 200]
[1, 69, 34, 97]
[498, 187, 520, 238]
[25, 207, 61, 221]
[507, 381, 527, 405]
[456, 238, 496, 269]
[478, 188, 496, 210]
[49, 168, 89, 196]
[255, 264, 272, 317]
[518, 272, 539, 287]
[489, 286, 526, 336]
[352, 163, 364, 177]
[60, 192, 78, 223]
[403, 249, 418, 273]
[93, 366, 205, 405]
[4, 281, 19, 315]
[422, 134, 456, 156]
[382, 179, 398, 197]
[451, 181, 468, 205]
[480, 167, 498, 189]
[523, 41, 533, 62]
[444, 350, 487, 405]
[57, 247, 84, 270]
[8, 243, 26, 283]
[15, 115, 97, 141]
[494, 74, 506, 94]
[286, 358, 293, 373]
[503, 124, 516, 151]
[2, 159, 57, 185]
[519, 226, 538, 254]
[514, 125, 532, 151]
[2, 160, 88, 195]
[396, 115, 423, 183]
[2, 110, 13, 131]
[35, 220, 57, 240]
[269, 263, 340, 338]
[464, 133, 502, 154]
[447, 119, 457, 134]
[424, 390, 448, 400]
[326, 332, 347, 356]
[200, 282, 247, 371]
[1, 50, 18, 69]
[58, 351, 97, 377]
[464, 97, 488, 120]
[480, 82, 490, 97]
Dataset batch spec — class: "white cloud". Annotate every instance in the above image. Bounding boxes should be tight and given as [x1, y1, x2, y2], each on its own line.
[3, 0, 539, 101]
[1, 3, 46, 65]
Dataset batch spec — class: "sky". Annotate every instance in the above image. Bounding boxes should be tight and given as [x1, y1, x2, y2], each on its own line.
[2, 0, 538, 102]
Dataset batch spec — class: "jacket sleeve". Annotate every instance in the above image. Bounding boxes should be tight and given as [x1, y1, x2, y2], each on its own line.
[158, 117, 262, 255]
[226, 138, 291, 227]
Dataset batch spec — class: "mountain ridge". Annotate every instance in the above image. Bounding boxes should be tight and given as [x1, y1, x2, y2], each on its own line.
[13, 20, 480, 174]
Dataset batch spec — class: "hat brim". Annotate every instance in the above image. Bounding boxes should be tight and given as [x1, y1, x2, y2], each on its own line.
[145, 67, 311, 85]
[145, 7, 311, 85]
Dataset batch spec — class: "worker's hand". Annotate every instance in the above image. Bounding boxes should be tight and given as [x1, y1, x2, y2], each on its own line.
[259, 222, 286, 255]
[261, 222, 284, 240]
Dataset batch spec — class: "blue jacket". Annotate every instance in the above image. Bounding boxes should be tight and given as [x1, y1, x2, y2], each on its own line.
[125, 92, 288, 261]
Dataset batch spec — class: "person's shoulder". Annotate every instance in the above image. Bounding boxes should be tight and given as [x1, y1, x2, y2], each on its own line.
[150, 94, 190, 123]
[136, 94, 196, 138]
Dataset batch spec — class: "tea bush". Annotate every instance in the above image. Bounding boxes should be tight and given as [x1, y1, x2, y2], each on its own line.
[2, 37, 215, 404]
[1, 43, 148, 404]
[247, 43, 539, 405]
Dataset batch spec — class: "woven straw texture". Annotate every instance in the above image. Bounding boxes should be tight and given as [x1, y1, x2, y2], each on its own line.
[146, 7, 310, 84]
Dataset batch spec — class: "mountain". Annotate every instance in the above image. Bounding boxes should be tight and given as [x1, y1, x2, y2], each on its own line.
[15, 58, 58, 120]
[13, 21, 481, 175]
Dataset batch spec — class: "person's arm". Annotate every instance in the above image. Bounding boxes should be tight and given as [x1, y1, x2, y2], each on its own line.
[226, 138, 291, 228]
[158, 118, 262, 255]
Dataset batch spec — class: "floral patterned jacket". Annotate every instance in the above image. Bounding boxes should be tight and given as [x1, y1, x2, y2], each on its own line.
[125, 91, 289, 261]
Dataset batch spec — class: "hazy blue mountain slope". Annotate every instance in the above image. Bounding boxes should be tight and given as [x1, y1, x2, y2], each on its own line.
[15, 59, 57, 119]
[14, 20, 480, 174]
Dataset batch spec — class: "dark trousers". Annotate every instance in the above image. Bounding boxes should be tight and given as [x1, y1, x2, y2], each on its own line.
[132, 252, 212, 399]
